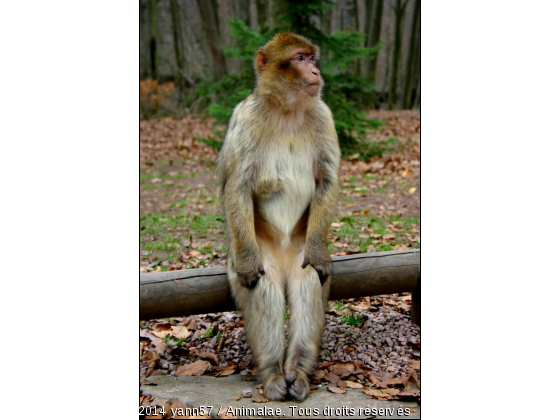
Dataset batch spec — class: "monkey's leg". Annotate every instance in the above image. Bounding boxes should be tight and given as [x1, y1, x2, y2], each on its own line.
[284, 250, 329, 401]
[228, 248, 288, 401]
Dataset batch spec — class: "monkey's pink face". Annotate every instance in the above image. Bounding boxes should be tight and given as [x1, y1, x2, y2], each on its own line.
[290, 50, 322, 96]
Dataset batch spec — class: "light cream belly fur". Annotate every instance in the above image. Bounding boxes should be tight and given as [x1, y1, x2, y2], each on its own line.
[258, 144, 315, 249]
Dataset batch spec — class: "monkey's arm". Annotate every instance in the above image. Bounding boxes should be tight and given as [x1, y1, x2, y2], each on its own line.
[302, 144, 340, 284]
[223, 176, 265, 288]
[218, 104, 265, 289]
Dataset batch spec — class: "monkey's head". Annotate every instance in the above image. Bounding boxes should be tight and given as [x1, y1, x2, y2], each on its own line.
[254, 33, 323, 101]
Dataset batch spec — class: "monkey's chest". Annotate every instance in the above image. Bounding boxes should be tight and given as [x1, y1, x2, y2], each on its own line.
[256, 151, 316, 246]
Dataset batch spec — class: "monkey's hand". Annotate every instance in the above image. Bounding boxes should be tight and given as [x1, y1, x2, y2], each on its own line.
[236, 250, 265, 289]
[302, 245, 331, 285]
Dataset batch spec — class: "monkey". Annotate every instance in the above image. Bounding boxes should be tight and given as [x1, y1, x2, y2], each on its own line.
[216, 33, 340, 401]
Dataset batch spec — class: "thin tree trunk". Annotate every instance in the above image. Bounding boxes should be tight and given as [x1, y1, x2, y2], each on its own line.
[322, 0, 333, 35]
[367, 0, 384, 84]
[401, 0, 419, 109]
[256, 0, 268, 28]
[196, 0, 227, 80]
[234, 0, 251, 26]
[170, 0, 185, 105]
[412, 27, 420, 108]
[149, 0, 158, 80]
[353, 0, 361, 75]
[267, 0, 276, 29]
[388, 0, 409, 109]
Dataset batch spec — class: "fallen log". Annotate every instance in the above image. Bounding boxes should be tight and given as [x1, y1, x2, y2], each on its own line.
[140, 249, 420, 324]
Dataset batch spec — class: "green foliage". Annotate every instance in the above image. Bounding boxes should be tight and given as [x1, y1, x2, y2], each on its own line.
[340, 313, 365, 326]
[195, 1, 383, 156]
[195, 136, 222, 150]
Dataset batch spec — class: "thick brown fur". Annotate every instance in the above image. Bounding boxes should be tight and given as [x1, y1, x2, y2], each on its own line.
[217, 33, 340, 401]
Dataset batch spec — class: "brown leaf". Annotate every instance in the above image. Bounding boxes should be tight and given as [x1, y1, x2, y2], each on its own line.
[332, 361, 357, 372]
[411, 360, 420, 370]
[381, 388, 400, 396]
[324, 373, 340, 384]
[152, 323, 172, 338]
[344, 381, 364, 389]
[171, 326, 191, 339]
[364, 388, 389, 399]
[368, 374, 380, 385]
[212, 365, 237, 376]
[176, 360, 209, 377]
[332, 367, 352, 378]
[314, 369, 326, 379]
[235, 395, 242, 401]
[141, 350, 160, 364]
[327, 386, 346, 394]
[337, 380, 347, 388]
[196, 350, 219, 365]
[252, 397, 270, 403]
[185, 318, 197, 330]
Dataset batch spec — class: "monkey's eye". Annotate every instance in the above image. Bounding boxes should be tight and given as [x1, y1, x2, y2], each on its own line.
[309, 55, 315, 62]
[296, 54, 304, 61]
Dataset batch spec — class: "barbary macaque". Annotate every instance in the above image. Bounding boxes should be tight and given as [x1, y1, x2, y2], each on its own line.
[217, 33, 340, 401]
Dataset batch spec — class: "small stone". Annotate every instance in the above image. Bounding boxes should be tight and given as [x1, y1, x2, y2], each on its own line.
[242, 390, 252, 398]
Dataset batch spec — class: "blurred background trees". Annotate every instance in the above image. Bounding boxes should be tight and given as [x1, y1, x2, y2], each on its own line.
[140, 0, 420, 155]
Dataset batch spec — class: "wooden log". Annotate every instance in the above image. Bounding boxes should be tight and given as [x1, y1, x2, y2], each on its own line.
[140, 249, 420, 320]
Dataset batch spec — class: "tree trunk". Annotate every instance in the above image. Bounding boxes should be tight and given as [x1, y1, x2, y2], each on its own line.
[401, 0, 419, 109]
[388, 0, 408, 110]
[140, 250, 420, 320]
[149, 0, 158, 80]
[234, 0, 251, 26]
[367, 0, 384, 85]
[170, 0, 185, 105]
[256, 0, 268, 29]
[321, 0, 333, 35]
[196, 0, 227, 80]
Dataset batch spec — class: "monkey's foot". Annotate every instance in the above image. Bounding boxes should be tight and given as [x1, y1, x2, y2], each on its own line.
[285, 369, 310, 401]
[263, 373, 287, 401]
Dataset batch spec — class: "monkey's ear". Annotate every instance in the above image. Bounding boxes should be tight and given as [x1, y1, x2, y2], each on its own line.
[255, 50, 267, 73]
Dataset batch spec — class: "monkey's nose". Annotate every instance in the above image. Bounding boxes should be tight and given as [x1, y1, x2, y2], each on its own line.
[312, 70, 318, 76]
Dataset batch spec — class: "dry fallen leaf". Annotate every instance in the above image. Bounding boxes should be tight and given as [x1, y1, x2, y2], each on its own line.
[327, 386, 346, 394]
[324, 373, 340, 384]
[332, 367, 352, 378]
[151, 323, 172, 338]
[381, 388, 400, 396]
[344, 381, 364, 389]
[176, 360, 210, 377]
[364, 388, 389, 399]
[171, 326, 191, 339]
[252, 397, 270, 403]
[215, 365, 236, 377]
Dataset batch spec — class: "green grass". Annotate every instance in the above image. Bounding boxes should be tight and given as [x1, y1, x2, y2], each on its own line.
[342, 200, 354, 206]
[170, 200, 188, 208]
[376, 185, 388, 194]
[143, 184, 158, 190]
[329, 214, 420, 254]
[340, 313, 365, 326]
